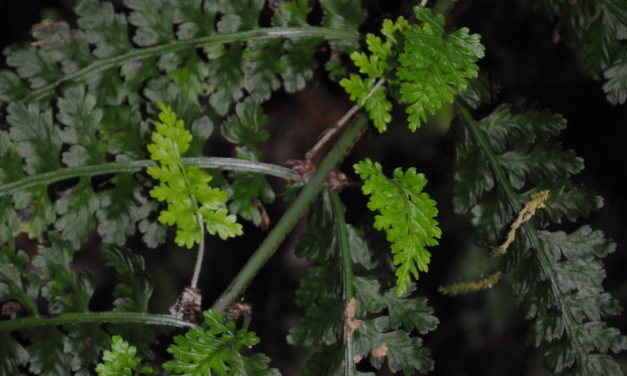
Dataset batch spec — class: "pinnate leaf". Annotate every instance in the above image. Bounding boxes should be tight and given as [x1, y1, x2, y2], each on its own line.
[7, 102, 62, 175]
[455, 105, 627, 375]
[147, 103, 241, 247]
[354, 158, 441, 296]
[101, 244, 154, 313]
[163, 310, 279, 375]
[290, 192, 437, 374]
[58, 85, 107, 167]
[339, 16, 408, 132]
[397, 6, 484, 131]
[96, 335, 155, 376]
[53, 178, 100, 248]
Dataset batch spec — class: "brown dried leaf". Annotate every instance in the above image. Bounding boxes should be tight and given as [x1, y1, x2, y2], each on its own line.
[494, 190, 549, 256]
[169, 286, 202, 323]
[343, 297, 363, 339]
[371, 343, 388, 358]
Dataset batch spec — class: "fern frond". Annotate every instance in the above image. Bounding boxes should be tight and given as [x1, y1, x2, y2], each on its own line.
[455, 104, 627, 375]
[0, 0, 361, 248]
[95, 335, 156, 376]
[535, 0, 627, 104]
[163, 310, 279, 375]
[397, 6, 484, 131]
[339, 6, 484, 132]
[0, 236, 159, 374]
[289, 191, 437, 374]
[354, 158, 441, 296]
[147, 103, 242, 247]
[339, 16, 408, 132]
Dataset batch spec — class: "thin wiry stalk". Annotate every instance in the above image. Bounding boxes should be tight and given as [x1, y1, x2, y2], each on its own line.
[190, 211, 205, 289]
[0, 157, 300, 197]
[0, 312, 196, 332]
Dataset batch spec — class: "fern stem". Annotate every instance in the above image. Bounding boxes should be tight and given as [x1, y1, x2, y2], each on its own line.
[306, 78, 386, 161]
[455, 106, 520, 210]
[0, 157, 300, 197]
[190, 211, 205, 289]
[24, 27, 359, 102]
[329, 190, 357, 376]
[0, 311, 196, 332]
[330, 190, 355, 300]
[456, 104, 586, 362]
[211, 114, 370, 313]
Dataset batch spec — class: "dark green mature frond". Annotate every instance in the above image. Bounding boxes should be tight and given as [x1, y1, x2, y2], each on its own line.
[535, 0, 627, 104]
[7, 102, 62, 175]
[272, 0, 320, 93]
[54, 178, 100, 248]
[354, 158, 441, 296]
[228, 171, 275, 227]
[96, 173, 151, 246]
[603, 48, 627, 105]
[243, 39, 286, 102]
[124, 0, 175, 47]
[453, 105, 590, 243]
[0, 0, 362, 252]
[454, 104, 627, 375]
[76, 0, 132, 58]
[289, 192, 437, 375]
[0, 238, 161, 375]
[23, 327, 73, 376]
[1, 237, 107, 375]
[221, 95, 276, 227]
[320, 0, 366, 52]
[101, 244, 154, 313]
[354, 318, 434, 374]
[32, 235, 94, 314]
[58, 85, 107, 167]
[0, 132, 26, 242]
[221, 98, 269, 156]
[163, 310, 279, 376]
[0, 333, 28, 374]
[172, 0, 217, 39]
[288, 264, 344, 346]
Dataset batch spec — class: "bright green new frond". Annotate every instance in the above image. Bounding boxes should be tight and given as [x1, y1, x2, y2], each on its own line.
[354, 158, 441, 296]
[147, 103, 242, 248]
[398, 6, 484, 131]
[339, 16, 408, 133]
[96, 335, 155, 376]
[340, 6, 483, 133]
[163, 310, 279, 376]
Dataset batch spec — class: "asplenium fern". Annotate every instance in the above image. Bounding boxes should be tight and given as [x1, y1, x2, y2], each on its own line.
[354, 159, 441, 296]
[340, 6, 484, 132]
[0, 0, 624, 375]
[146, 103, 242, 248]
[453, 103, 627, 375]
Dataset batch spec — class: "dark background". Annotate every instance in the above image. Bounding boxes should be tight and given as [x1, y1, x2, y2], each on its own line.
[1, 1, 626, 375]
